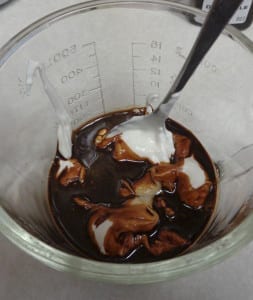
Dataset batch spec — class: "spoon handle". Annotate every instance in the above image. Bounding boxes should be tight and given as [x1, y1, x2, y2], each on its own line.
[162, 0, 243, 104]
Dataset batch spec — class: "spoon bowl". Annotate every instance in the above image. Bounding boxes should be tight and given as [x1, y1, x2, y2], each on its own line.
[1, 0, 253, 283]
[109, 0, 244, 141]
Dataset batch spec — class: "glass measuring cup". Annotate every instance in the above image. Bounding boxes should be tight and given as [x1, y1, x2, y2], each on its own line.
[0, 0, 253, 284]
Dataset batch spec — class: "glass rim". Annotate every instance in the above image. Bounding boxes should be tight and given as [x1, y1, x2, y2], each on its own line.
[0, 0, 253, 284]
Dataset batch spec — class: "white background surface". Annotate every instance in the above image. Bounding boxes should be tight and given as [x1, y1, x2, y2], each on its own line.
[0, 1, 253, 299]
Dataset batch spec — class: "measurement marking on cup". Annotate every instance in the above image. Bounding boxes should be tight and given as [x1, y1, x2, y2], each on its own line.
[85, 64, 98, 70]
[37, 41, 105, 123]
[66, 42, 104, 118]
[93, 42, 105, 113]
[175, 46, 218, 73]
[88, 86, 101, 92]
[131, 43, 136, 105]
[45, 44, 77, 69]
[133, 68, 147, 71]
[81, 42, 95, 48]
[43, 41, 105, 121]
[61, 68, 84, 84]
[133, 42, 147, 45]
[131, 41, 163, 106]
[131, 42, 148, 105]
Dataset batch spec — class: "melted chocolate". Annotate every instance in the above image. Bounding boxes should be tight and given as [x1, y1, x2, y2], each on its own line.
[48, 108, 217, 263]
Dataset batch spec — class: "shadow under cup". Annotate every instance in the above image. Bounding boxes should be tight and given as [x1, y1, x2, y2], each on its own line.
[0, 0, 253, 284]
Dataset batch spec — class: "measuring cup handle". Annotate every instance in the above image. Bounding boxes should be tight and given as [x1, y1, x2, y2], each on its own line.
[217, 143, 253, 182]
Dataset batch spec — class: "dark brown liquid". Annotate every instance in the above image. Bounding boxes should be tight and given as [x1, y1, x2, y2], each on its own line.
[48, 108, 217, 263]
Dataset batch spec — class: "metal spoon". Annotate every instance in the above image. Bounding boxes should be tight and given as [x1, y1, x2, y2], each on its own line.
[110, 0, 244, 140]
